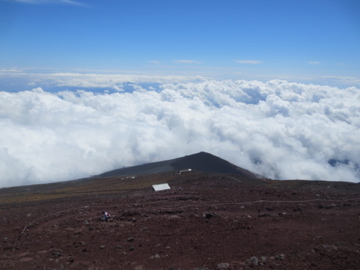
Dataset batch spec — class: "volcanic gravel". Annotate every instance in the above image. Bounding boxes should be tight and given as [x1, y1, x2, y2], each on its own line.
[1, 172, 360, 270]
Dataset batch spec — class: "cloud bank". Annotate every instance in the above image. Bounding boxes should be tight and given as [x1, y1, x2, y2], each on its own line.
[0, 79, 359, 187]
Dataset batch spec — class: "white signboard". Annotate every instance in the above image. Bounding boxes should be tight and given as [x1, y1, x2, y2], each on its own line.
[152, 183, 171, 191]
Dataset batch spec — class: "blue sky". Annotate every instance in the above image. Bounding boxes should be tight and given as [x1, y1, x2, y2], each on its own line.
[0, 0, 359, 85]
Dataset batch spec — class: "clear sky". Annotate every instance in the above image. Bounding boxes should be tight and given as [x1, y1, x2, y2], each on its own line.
[0, 0, 359, 85]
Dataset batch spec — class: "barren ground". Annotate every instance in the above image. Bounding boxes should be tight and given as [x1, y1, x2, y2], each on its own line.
[1, 171, 360, 270]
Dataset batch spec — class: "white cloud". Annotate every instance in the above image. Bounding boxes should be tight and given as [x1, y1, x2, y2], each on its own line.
[148, 60, 161, 65]
[0, 68, 23, 73]
[0, 71, 206, 90]
[8, 0, 86, 6]
[49, 73, 204, 89]
[0, 79, 359, 187]
[322, 76, 360, 86]
[234, 60, 263, 64]
[62, 0, 83, 5]
[173, 60, 200, 64]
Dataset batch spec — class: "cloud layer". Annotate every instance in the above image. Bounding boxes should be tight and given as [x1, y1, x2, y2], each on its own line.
[0, 79, 359, 187]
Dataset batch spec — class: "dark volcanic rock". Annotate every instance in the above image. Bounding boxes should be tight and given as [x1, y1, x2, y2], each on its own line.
[97, 151, 258, 178]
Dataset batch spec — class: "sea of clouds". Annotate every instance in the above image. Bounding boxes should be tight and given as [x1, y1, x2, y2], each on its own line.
[0, 78, 359, 187]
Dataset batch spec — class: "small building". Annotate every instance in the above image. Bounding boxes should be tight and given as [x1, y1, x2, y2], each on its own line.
[152, 183, 171, 191]
[176, 168, 192, 174]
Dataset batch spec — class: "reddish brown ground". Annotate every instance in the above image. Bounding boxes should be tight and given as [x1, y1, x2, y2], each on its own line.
[0, 172, 360, 270]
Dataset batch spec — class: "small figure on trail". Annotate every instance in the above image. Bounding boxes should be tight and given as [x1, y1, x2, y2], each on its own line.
[102, 211, 111, 222]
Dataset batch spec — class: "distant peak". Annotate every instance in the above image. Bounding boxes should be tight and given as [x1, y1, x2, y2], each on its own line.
[98, 151, 258, 179]
[189, 151, 214, 157]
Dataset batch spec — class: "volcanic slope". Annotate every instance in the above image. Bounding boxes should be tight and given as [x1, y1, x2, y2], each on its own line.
[0, 153, 360, 270]
[98, 151, 257, 178]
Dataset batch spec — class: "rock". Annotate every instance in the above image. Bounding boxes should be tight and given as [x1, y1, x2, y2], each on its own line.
[128, 237, 135, 242]
[99, 245, 106, 249]
[203, 212, 216, 219]
[73, 241, 86, 248]
[275, 254, 285, 260]
[245, 256, 259, 266]
[51, 251, 62, 257]
[217, 262, 230, 269]
[250, 256, 259, 266]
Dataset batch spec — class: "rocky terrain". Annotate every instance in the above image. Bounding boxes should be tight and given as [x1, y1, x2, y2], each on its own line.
[0, 152, 360, 269]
